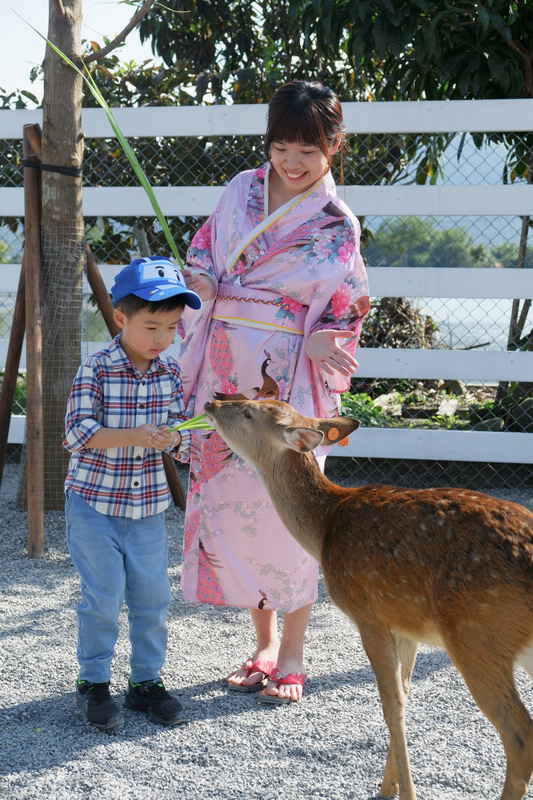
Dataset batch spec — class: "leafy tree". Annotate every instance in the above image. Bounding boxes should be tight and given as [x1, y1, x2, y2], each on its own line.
[431, 228, 484, 269]
[134, 1, 533, 101]
[137, 0, 363, 104]
[0, 85, 39, 109]
[364, 217, 435, 267]
[492, 241, 532, 269]
[363, 216, 501, 269]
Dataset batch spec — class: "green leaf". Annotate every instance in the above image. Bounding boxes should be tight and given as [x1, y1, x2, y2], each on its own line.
[388, 25, 406, 57]
[168, 413, 214, 432]
[20, 89, 39, 104]
[478, 6, 490, 32]
[374, 13, 389, 56]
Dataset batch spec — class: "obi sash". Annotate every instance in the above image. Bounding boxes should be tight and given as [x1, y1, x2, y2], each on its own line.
[212, 284, 308, 335]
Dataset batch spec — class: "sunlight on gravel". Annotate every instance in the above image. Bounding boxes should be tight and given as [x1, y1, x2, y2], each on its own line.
[1, 464, 533, 800]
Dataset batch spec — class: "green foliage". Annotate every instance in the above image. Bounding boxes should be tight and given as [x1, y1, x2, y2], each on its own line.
[5, 2, 533, 265]
[341, 391, 386, 427]
[491, 241, 532, 269]
[362, 216, 527, 268]
[332, 0, 532, 102]
[137, 0, 377, 104]
[0, 240, 12, 264]
[13, 376, 26, 413]
[0, 85, 39, 109]
[0, 373, 27, 414]
[342, 383, 533, 433]
[81, 0, 533, 191]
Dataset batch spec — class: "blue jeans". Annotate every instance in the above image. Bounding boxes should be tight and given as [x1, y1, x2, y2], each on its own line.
[65, 489, 172, 684]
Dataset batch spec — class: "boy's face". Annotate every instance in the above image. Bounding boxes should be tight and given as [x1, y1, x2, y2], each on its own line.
[113, 305, 183, 372]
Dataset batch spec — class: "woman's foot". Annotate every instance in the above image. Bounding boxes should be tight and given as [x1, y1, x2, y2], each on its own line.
[259, 657, 306, 702]
[227, 655, 276, 692]
[227, 608, 280, 691]
[259, 604, 311, 702]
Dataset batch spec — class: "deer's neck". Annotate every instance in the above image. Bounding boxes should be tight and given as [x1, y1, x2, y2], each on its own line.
[255, 449, 345, 564]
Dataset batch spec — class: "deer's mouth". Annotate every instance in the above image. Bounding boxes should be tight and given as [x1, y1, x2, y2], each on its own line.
[203, 401, 218, 425]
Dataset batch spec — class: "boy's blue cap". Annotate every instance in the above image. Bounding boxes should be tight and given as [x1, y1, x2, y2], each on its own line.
[111, 256, 202, 310]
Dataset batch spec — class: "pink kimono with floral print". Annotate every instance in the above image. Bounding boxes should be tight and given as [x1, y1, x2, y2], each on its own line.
[178, 164, 369, 612]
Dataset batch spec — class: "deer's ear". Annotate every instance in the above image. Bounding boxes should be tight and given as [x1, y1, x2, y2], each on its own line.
[319, 417, 360, 442]
[284, 427, 324, 452]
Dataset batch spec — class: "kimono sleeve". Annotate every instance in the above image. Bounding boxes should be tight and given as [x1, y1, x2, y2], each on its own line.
[307, 216, 370, 395]
[178, 171, 254, 409]
[164, 362, 192, 462]
[185, 212, 219, 285]
[183, 169, 255, 287]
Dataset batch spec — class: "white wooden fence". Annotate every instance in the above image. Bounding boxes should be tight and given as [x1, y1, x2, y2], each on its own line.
[1, 99, 533, 464]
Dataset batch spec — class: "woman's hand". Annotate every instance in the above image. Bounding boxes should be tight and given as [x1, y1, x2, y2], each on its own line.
[305, 330, 359, 377]
[182, 268, 217, 302]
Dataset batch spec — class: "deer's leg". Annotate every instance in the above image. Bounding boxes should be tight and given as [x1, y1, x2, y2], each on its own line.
[379, 635, 419, 798]
[358, 621, 417, 800]
[447, 641, 533, 800]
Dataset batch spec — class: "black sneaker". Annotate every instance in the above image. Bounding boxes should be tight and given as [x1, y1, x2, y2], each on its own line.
[124, 677, 186, 726]
[76, 679, 124, 731]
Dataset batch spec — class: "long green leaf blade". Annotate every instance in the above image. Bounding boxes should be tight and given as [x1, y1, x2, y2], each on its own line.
[18, 13, 182, 266]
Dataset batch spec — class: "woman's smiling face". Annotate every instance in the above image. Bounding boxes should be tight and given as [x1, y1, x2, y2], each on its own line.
[269, 140, 332, 200]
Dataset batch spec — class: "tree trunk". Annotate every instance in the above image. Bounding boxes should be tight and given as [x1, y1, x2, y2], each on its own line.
[40, 0, 84, 509]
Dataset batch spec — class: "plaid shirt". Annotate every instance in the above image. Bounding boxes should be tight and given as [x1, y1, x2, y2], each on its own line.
[64, 335, 191, 519]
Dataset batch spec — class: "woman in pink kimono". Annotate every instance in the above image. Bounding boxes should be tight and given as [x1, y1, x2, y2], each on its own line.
[178, 81, 369, 703]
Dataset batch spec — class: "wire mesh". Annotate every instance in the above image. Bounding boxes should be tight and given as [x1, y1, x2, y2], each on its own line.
[0, 127, 532, 492]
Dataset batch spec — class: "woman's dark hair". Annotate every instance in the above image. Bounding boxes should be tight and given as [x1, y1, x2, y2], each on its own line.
[115, 293, 186, 316]
[264, 80, 346, 173]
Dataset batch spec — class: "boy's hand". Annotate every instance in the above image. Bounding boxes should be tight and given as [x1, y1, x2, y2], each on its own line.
[134, 424, 181, 451]
[149, 426, 181, 452]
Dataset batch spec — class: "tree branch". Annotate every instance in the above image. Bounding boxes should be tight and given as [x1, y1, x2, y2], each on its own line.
[52, 0, 67, 17]
[495, 32, 533, 98]
[82, 0, 157, 65]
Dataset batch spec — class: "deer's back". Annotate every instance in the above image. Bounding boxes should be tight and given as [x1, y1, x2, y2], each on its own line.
[320, 485, 533, 648]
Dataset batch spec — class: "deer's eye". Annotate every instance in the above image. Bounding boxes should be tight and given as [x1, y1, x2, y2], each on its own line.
[244, 410, 252, 419]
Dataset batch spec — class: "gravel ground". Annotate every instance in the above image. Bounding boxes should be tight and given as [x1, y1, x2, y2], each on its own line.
[1, 463, 533, 800]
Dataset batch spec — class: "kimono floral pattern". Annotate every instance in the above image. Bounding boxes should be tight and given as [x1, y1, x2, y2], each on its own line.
[275, 297, 305, 326]
[178, 164, 369, 612]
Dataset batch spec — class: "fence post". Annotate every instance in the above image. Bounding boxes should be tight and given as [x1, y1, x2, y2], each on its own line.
[23, 123, 44, 558]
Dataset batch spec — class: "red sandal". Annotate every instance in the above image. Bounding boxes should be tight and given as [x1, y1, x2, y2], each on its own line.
[227, 658, 275, 693]
[258, 668, 306, 704]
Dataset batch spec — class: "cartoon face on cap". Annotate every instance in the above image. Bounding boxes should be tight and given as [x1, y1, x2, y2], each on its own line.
[140, 259, 182, 297]
[111, 256, 202, 309]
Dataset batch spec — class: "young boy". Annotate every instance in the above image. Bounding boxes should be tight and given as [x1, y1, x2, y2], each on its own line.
[64, 256, 201, 732]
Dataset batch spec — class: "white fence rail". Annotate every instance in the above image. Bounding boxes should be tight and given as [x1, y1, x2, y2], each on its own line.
[1, 100, 533, 464]
[2, 264, 532, 463]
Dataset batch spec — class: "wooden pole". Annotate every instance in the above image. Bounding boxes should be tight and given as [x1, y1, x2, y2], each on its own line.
[162, 448, 187, 510]
[0, 256, 26, 485]
[85, 242, 187, 511]
[85, 241, 120, 337]
[23, 124, 45, 558]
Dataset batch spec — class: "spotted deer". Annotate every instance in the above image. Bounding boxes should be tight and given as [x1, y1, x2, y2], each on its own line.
[204, 397, 533, 800]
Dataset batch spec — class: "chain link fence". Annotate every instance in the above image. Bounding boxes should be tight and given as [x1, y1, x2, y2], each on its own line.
[1, 128, 532, 490]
